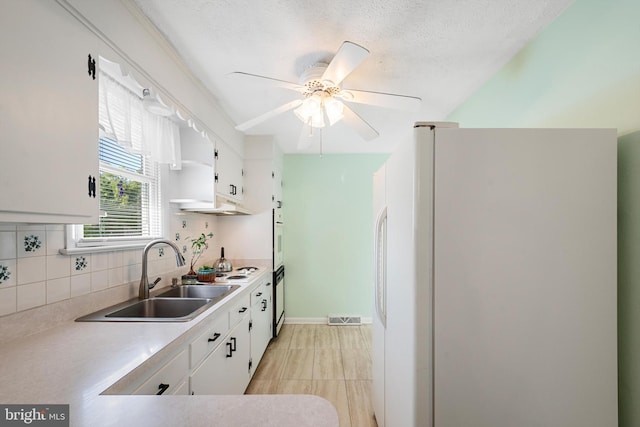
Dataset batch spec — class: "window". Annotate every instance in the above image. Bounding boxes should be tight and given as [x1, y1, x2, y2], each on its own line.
[64, 57, 181, 252]
[82, 137, 161, 240]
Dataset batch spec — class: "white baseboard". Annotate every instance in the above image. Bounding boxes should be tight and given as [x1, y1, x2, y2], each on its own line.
[284, 317, 372, 325]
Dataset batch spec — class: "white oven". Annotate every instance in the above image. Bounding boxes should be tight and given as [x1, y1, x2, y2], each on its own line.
[273, 265, 285, 337]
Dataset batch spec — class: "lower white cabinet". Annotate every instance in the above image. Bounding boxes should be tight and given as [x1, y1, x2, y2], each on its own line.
[190, 314, 251, 395]
[250, 280, 272, 376]
[132, 349, 189, 396]
[118, 277, 273, 397]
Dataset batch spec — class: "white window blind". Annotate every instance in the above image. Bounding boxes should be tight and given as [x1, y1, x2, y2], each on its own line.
[82, 137, 161, 239]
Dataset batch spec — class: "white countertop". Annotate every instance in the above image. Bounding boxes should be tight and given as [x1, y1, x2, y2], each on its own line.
[0, 269, 338, 427]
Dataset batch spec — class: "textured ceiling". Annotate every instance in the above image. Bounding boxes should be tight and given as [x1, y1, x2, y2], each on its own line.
[132, 0, 573, 153]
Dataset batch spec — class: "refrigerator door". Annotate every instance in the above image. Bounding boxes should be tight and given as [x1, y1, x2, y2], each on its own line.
[372, 165, 387, 427]
[432, 128, 617, 427]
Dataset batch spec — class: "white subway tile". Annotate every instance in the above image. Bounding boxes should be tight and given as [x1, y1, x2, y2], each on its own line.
[70, 274, 91, 298]
[17, 281, 46, 311]
[0, 232, 17, 259]
[71, 255, 90, 275]
[46, 277, 70, 304]
[108, 267, 124, 288]
[108, 251, 124, 269]
[46, 255, 71, 280]
[91, 252, 109, 272]
[0, 286, 16, 316]
[17, 231, 46, 258]
[91, 270, 109, 292]
[0, 259, 16, 287]
[17, 257, 46, 285]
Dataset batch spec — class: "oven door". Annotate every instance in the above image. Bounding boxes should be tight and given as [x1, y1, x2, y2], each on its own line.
[273, 265, 285, 337]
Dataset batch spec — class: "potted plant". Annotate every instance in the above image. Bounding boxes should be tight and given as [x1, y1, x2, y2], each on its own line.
[197, 264, 216, 282]
[186, 232, 214, 275]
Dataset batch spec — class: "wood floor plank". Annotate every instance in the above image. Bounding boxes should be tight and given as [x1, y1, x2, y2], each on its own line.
[313, 349, 345, 380]
[346, 380, 377, 427]
[338, 326, 367, 349]
[251, 348, 287, 381]
[312, 380, 352, 427]
[342, 348, 372, 380]
[245, 379, 278, 394]
[269, 323, 294, 350]
[277, 379, 313, 394]
[316, 325, 341, 349]
[281, 348, 314, 380]
[290, 324, 316, 349]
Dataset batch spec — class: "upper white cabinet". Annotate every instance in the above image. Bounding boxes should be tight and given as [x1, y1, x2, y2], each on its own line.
[167, 127, 216, 205]
[215, 141, 244, 203]
[168, 127, 246, 211]
[0, 0, 99, 223]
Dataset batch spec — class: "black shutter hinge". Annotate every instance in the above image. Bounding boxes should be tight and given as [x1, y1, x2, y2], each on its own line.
[214, 149, 218, 160]
[87, 54, 96, 80]
[88, 175, 96, 198]
[214, 173, 218, 183]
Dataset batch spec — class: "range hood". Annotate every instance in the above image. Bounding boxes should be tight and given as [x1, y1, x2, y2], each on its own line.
[171, 197, 251, 215]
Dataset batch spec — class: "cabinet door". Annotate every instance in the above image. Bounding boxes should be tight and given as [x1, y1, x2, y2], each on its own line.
[215, 141, 244, 203]
[0, 0, 99, 223]
[190, 314, 251, 395]
[250, 282, 272, 375]
[273, 166, 283, 222]
[133, 349, 189, 396]
[190, 334, 233, 395]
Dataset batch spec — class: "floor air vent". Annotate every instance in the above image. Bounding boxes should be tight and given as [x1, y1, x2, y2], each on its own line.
[327, 315, 362, 326]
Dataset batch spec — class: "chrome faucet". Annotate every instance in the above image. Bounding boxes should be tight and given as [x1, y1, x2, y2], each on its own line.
[139, 239, 186, 300]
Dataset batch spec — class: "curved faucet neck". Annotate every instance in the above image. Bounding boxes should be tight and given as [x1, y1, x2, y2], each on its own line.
[139, 239, 186, 299]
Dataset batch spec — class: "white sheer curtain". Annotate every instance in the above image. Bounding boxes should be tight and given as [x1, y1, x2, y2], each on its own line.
[98, 71, 181, 169]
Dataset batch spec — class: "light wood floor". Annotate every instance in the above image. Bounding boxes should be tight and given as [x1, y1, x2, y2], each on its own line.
[246, 323, 377, 427]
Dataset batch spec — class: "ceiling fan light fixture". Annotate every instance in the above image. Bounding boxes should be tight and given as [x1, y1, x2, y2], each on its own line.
[325, 98, 344, 126]
[294, 94, 323, 126]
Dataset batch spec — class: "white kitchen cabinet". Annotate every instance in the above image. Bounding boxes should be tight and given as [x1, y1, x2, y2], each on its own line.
[215, 140, 244, 203]
[132, 349, 189, 396]
[167, 127, 216, 205]
[168, 127, 248, 211]
[0, 0, 100, 223]
[190, 312, 251, 395]
[189, 312, 229, 368]
[250, 279, 272, 376]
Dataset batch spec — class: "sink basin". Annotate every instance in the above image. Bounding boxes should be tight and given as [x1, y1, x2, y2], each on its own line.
[105, 298, 212, 319]
[76, 284, 241, 322]
[155, 284, 239, 299]
[76, 297, 215, 322]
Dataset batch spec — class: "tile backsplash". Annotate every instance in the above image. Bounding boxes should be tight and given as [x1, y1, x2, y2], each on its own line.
[0, 212, 220, 319]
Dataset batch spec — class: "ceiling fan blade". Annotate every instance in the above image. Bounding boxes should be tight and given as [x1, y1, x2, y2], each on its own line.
[342, 104, 379, 141]
[235, 99, 303, 132]
[321, 41, 369, 86]
[228, 72, 305, 93]
[342, 89, 422, 112]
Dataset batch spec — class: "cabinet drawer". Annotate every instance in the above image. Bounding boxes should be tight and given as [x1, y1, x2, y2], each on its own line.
[229, 294, 250, 328]
[251, 283, 267, 307]
[190, 313, 229, 368]
[133, 349, 189, 395]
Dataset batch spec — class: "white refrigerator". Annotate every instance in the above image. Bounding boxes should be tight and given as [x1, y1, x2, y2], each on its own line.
[372, 123, 618, 427]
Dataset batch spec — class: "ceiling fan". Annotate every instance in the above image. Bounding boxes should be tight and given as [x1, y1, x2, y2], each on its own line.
[231, 41, 421, 148]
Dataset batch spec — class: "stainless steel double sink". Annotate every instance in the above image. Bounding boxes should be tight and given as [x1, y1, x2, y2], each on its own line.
[76, 284, 240, 322]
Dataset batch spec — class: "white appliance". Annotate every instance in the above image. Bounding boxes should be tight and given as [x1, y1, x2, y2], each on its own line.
[372, 123, 618, 427]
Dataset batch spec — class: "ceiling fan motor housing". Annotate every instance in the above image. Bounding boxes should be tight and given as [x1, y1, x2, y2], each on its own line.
[300, 63, 340, 97]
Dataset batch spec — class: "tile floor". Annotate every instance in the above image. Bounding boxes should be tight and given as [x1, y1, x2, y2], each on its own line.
[246, 323, 377, 427]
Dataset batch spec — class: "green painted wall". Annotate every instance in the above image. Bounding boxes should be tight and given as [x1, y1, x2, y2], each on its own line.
[282, 154, 388, 320]
[447, 0, 640, 425]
